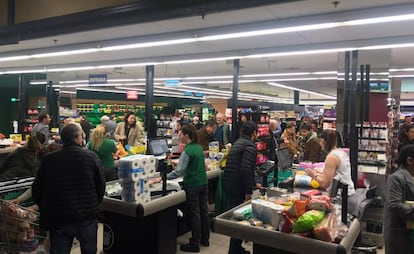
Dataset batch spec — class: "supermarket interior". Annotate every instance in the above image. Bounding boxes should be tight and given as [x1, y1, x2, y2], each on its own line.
[4, 0, 414, 253]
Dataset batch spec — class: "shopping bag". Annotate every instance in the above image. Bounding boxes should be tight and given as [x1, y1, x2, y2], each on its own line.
[275, 147, 292, 171]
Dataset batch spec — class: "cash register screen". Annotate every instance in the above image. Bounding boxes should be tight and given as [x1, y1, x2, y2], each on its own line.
[149, 139, 169, 156]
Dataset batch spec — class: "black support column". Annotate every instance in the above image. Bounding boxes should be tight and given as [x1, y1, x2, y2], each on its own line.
[17, 74, 26, 134]
[231, 59, 240, 142]
[349, 51, 358, 188]
[7, 0, 15, 25]
[293, 90, 299, 105]
[46, 81, 59, 128]
[342, 52, 351, 143]
[145, 65, 155, 139]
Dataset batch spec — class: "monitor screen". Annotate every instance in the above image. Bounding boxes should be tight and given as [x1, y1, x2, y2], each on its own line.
[149, 139, 169, 155]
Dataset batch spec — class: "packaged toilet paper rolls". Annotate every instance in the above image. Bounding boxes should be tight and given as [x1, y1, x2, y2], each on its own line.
[121, 189, 151, 203]
[121, 178, 149, 193]
[117, 167, 145, 181]
[144, 164, 156, 176]
[118, 154, 155, 169]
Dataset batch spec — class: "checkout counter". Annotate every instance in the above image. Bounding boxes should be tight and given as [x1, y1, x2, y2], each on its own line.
[101, 138, 223, 253]
[101, 168, 222, 253]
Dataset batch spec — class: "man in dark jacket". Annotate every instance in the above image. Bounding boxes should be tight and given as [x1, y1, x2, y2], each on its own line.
[223, 121, 257, 254]
[32, 123, 105, 254]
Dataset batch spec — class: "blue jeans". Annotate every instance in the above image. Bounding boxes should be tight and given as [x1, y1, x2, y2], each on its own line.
[49, 219, 98, 254]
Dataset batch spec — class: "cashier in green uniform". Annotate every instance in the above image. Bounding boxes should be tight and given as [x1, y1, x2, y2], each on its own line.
[151, 124, 210, 252]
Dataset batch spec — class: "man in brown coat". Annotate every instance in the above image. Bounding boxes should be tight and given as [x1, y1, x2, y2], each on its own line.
[196, 118, 217, 150]
[299, 123, 323, 162]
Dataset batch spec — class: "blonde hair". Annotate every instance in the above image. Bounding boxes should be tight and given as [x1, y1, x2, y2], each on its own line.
[90, 125, 106, 151]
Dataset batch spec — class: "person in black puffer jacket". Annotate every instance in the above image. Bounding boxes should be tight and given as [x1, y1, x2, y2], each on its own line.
[32, 123, 105, 254]
[223, 121, 257, 254]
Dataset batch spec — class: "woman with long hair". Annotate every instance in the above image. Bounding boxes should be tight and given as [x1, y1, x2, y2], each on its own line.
[280, 122, 299, 159]
[0, 132, 47, 180]
[152, 124, 209, 252]
[87, 125, 119, 181]
[398, 124, 414, 152]
[305, 129, 357, 215]
[114, 112, 145, 146]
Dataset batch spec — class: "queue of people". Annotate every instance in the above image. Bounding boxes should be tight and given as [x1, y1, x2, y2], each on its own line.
[4, 109, 414, 254]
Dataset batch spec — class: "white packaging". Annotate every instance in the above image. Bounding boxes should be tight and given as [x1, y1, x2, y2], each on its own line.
[121, 189, 151, 203]
[118, 154, 155, 169]
[121, 178, 149, 193]
[144, 164, 156, 176]
[252, 199, 265, 220]
[233, 204, 252, 220]
[117, 168, 145, 181]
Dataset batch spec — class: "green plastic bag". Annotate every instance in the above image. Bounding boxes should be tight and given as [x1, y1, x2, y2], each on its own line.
[292, 210, 325, 233]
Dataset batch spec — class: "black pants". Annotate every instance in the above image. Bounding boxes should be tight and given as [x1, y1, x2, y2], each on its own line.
[225, 192, 246, 254]
[49, 219, 98, 254]
[184, 184, 210, 247]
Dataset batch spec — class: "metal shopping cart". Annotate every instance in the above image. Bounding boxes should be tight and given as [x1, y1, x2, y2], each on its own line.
[0, 178, 47, 254]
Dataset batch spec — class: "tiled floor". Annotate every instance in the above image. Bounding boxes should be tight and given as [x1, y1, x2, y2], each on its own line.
[175, 231, 385, 254]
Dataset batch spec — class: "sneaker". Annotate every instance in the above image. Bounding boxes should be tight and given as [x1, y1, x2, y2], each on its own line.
[200, 240, 210, 247]
[180, 243, 200, 253]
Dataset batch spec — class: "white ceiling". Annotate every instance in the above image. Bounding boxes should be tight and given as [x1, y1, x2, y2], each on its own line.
[1, 0, 414, 103]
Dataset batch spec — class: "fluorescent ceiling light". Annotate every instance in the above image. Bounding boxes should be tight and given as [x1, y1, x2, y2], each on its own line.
[0, 55, 31, 62]
[199, 23, 339, 41]
[268, 82, 336, 99]
[102, 38, 197, 51]
[30, 80, 47, 85]
[247, 48, 355, 58]
[389, 68, 414, 72]
[344, 14, 414, 26]
[2, 12, 414, 63]
[390, 74, 414, 78]
[361, 43, 414, 50]
[48, 66, 96, 72]
[32, 48, 100, 58]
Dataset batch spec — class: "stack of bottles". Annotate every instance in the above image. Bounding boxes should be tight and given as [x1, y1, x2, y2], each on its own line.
[117, 154, 156, 203]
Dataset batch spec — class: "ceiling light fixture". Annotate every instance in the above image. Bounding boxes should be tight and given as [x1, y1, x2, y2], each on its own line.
[267, 82, 336, 99]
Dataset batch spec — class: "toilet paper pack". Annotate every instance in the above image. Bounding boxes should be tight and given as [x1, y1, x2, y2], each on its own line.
[117, 167, 146, 181]
[121, 190, 151, 203]
[118, 154, 156, 170]
[121, 178, 149, 193]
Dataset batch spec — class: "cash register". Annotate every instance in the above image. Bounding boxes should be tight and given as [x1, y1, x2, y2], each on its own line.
[148, 138, 175, 196]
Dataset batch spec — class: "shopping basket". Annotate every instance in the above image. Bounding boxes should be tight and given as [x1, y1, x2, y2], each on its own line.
[0, 181, 46, 254]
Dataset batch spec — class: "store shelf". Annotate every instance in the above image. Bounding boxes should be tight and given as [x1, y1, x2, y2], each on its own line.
[358, 164, 386, 175]
[358, 149, 386, 153]
[358, 137, 387, 141]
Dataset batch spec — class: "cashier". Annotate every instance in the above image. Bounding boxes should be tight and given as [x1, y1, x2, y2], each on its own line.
[151, 124, 210, 252]
[305, 129, 357, 215]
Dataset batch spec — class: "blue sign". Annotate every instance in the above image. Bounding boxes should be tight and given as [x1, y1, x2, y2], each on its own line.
[89, 74, 107, 84]
[194, 92, 204, 97]
[165, 79, 180, 87]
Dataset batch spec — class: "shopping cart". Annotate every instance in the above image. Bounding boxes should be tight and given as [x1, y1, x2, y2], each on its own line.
[0, 179, 47, 254]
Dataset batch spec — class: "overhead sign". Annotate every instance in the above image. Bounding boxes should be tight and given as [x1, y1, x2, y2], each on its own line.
[165, 79, 180, 87]
[184, 91, 193, 96]
[89, 74, 107, 84]
[126, 90, 138, 100]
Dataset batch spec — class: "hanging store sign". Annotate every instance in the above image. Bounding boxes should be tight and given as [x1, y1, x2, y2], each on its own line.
[165, 79, 180, 87]
[126, 90, 138, 100]
[89, 74, 107, 84]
